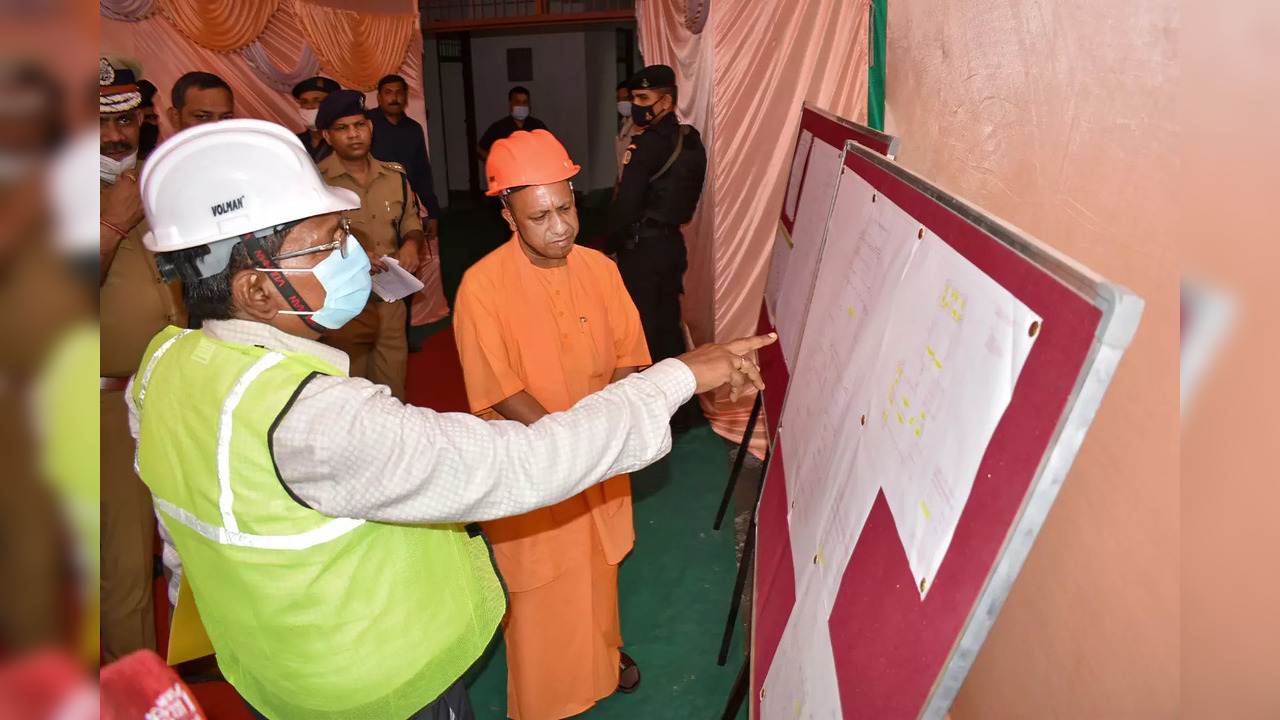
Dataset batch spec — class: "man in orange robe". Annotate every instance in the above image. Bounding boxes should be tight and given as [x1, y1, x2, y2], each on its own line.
[454, 130, 649, 720]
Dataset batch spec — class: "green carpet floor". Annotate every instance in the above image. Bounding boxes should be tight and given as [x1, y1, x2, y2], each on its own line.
[463, 425, 748, 720]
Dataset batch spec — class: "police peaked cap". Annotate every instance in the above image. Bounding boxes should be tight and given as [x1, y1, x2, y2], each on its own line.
[315, 89, 366, 130]
[291, 76, 341, 99]
[628, 64, 676, 92]
[100, 53, 144, 114]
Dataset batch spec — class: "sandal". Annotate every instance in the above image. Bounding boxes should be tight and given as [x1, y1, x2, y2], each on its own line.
[616, 651, 641, 694]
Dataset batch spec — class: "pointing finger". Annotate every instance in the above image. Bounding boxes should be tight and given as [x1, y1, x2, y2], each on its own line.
[724, 333, 778, 356]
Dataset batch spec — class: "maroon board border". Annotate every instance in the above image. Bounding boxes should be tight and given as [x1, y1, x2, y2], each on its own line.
[751, 120, 1104, 718]
[778, 106, 896, 237]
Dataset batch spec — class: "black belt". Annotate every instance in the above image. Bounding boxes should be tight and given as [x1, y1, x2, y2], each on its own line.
[629, 220, 681, 237]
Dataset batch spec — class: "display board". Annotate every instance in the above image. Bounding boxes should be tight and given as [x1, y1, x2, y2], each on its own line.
[760, 105, 902, 433]
[750, 108, 1143, 720]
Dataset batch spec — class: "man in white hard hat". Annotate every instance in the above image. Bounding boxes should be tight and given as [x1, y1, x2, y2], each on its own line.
[129, 118, 774, 720]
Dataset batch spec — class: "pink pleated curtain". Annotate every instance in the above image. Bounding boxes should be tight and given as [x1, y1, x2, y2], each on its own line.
[99, 0, 427, 146]
[637, 0, 869, 455]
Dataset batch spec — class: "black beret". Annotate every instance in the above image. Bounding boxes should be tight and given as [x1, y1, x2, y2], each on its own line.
[628, 64, 676, 91]
[137, 79, 158, 108]
[291, 76, 341, 99]
[315, 89, 366, 130]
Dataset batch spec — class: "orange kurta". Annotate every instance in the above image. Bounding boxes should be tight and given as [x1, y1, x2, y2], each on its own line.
[454, 236, 651, 720]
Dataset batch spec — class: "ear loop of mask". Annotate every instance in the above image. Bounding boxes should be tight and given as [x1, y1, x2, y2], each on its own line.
[241, 231, 328, 334]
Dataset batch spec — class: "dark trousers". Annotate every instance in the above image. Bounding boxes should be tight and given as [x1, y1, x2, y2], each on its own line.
[245, 678, 473, 720]
[617, 229, 689, 364]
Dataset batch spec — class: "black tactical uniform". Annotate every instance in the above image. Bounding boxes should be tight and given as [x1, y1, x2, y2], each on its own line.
[291, 76, 340, 163]
[612, 65, 707, 367]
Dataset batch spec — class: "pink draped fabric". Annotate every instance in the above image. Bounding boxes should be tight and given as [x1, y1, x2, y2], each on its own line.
[291, 0, 418, 92]
[99, 2, 429, 159]
[638, 0, 869, 456]
[156, 0, 278, 52]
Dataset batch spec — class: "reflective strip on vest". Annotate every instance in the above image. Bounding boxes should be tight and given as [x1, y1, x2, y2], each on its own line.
[132, 329, 194, 477]
[217, 352, 286, 532]
[140, 330, 365, 551]
[152, 495, 365, 550]
[138, 329, 193, 406]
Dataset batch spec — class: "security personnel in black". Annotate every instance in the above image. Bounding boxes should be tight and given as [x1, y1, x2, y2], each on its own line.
[612, 64, 707, 391]
[292, 75, 341, 163]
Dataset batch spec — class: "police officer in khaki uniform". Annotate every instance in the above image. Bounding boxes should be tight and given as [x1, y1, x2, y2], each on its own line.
[315, 89, 424, 400]
[98, 53, 187, 660]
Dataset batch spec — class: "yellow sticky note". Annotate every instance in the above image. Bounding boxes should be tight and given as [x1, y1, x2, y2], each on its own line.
[897, 412, 904, 424]
[847, 306, 856, 318]
[921, 501, 931, 520]
[914, 427, 922, 437]
[908, 417, 914, 425]
[902, 397, 910, 408]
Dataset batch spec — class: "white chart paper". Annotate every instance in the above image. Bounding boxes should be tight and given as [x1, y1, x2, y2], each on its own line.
[773, 139, 845, 370]
[857, 232, 1041, 597]
[760, 580, 844, 720]
[765, 222, 792, 324]
[778, 168, 1040, 605]
[783, 130, 815, 222]
[780, 170, 923, 603]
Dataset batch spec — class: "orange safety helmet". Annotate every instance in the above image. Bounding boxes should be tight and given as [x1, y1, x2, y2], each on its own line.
[485, 129, 581, 197]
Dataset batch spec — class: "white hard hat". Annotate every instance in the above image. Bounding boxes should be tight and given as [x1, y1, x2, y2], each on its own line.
[139, 118, 358, 279]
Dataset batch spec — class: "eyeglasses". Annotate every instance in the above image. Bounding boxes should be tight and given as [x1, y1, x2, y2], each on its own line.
[270, 217, 352, 262]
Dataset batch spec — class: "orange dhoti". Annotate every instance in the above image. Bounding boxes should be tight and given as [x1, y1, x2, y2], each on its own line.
[454, 237, 652, 720]
[487, 475, 634, 720]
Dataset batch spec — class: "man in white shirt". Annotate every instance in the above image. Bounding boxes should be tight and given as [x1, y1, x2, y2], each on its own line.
[128, 119, 772, 720]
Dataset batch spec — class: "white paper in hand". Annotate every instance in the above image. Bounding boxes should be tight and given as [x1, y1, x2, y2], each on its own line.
[371, 256, 425, 302]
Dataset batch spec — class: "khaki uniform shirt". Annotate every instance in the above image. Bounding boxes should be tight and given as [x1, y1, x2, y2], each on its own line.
[615, 117, 638, 182]
[317, 154, 422, 259]
[100, 212, 186, 377]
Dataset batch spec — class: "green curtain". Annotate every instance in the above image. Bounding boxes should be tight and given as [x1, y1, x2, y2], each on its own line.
[868, 0, 886, 131]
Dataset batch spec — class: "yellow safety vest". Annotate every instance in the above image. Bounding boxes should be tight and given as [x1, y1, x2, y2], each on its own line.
[132, 326, 505, 719]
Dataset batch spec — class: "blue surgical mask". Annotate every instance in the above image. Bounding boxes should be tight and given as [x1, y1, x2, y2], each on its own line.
[265, 234, 372, 330]
[512, 105, 530, 121]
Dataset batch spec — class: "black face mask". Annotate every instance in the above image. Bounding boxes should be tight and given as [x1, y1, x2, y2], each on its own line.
[631, 99, 659, 128]
[138, 121, 160, 158]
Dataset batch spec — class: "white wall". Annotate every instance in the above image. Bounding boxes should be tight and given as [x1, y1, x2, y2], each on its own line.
[423, 24, 639, 198]
[420, 37, 452, 208]
[584, 27, 621, 191]
[438, 63, 471, 194]
[471, 31, 591, 191]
